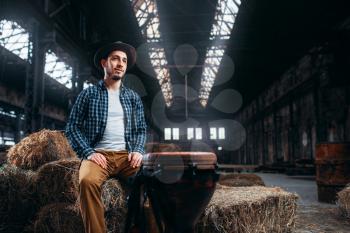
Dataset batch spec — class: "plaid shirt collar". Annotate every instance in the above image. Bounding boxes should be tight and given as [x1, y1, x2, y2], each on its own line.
[97, 79, 126, 92]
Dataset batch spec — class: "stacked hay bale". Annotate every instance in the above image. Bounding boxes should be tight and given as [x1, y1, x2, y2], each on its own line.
[0, 164, 38, 233]
[337, 186, 350, 218]
[7, 129, 76, 170]
[1, 129, 130, 233]
[32, 203, 84, 233]
[219, 173, 265, 187]
[196, 186, 298, 233]
[0, 129, 77, 232]
[27, 158, 81, 233]
[102, 179, 128, 233]
[30, 159, 128, 233]
[35, 159, 80, 206]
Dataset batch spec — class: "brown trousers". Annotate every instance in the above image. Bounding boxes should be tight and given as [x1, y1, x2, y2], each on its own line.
[79, 150, 139, 233]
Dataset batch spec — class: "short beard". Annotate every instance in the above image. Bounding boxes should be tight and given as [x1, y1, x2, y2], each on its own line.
[111, 75, 122, 81]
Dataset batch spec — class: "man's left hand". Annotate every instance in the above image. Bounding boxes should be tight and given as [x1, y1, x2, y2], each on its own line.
[128, 152, 143, 168]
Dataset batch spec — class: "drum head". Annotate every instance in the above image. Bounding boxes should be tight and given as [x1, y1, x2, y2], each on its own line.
[142, 152, 217, 170]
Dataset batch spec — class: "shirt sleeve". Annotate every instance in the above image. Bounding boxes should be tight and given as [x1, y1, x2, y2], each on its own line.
[65, 89, 95, 159]
[132, 95, 147, 155]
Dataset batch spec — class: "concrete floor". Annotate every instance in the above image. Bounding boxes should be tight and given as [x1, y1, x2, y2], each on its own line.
[256, 173, 323, 205]
[255, 173, 350, 233]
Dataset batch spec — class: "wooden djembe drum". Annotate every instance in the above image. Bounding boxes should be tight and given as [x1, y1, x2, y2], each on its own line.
[142, 152, 219, 233]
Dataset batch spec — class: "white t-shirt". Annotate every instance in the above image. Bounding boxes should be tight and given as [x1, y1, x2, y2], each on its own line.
[94, 89, 126, 151]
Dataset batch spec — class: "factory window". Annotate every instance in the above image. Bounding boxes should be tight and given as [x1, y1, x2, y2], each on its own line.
[0, 109, 16, 118]
[187, 128, 194, 140]
[218, 127, 225, 139]
[45, 50, 73, 89]
[187, 127, 203, 140]
[164, 128, 171, 140]
[210, 127, 217, 139]
[164, 128, 180, 140]
[172, 128, 179, 140]
[0, 19, 31, 60]
[0, 132, 15, 146]
[195, 128, 202, 140]
[210, 127, 225, 140]
[4, 139, 15, 146]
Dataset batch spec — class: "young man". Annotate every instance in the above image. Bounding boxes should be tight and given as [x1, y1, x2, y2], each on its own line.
[65, 41, 147, 233]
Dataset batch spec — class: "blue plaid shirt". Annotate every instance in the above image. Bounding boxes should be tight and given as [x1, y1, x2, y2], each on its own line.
[65, 80, 147, 159]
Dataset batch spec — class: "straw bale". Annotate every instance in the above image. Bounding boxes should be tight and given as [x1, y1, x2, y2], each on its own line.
[219, 173, 265, 187]
[35, 159, 80, 206]
[7, 129, 76, 170]
[32, 203, 84, 233]
[32, 179, 128, 233]
[0, 164, 39, 233]
[337, 186, 350, 218]
[196, 186, 298, 233]
[102, 179, 128, 233]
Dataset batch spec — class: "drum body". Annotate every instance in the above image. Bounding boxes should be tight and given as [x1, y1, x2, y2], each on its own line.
[142, 152, 218, 233]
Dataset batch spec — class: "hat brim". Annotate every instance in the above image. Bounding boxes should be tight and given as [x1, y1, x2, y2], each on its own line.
[94, 41, 136, 71]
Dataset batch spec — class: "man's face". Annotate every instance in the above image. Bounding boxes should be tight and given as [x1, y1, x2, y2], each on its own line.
[101, 50, 127, 80]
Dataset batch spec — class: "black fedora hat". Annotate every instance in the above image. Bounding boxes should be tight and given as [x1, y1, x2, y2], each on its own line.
[93, 41, 136, 70]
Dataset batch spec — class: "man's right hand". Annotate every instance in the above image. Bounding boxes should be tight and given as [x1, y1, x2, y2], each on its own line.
[88, 153, 107, 169]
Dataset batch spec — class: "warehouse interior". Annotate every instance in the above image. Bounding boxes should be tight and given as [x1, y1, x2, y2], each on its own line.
[1, 0, 350, 232]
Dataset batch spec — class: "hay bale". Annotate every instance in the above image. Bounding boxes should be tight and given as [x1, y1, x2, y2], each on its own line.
[102, 179, 128, 233]
[35, 159, 80, 206]
[32, 179, 128, 233]
[196, 186, 298, 233]
[32, 203, 84, 233]
[0, 164, 39, 233]
[219, 173, 265, 187]
[7, 129, 76, 170]
[337, 186, 350, 218]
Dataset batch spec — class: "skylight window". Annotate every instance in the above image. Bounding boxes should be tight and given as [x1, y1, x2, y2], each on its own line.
[210, 0, 240, 40]
[130, 0, 173, 106]
[132, 0, 161, 42]
[199, 45, 225, 106]
[148, 47, 173, 106]
[45, 50, 73, 89]
[199, 0, 241, 107]
[0, 19, 31, 60]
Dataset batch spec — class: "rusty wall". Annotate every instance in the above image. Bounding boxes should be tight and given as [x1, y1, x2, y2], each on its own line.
[234, 44, 350, 165]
